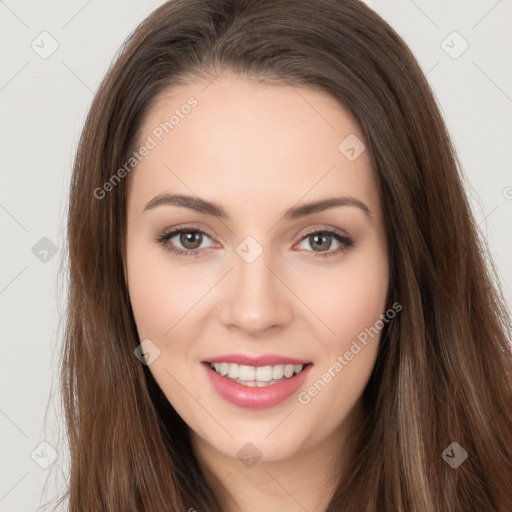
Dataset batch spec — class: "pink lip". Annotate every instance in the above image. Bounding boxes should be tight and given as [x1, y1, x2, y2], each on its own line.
[203, 354, 311, 366]
[201, 362, 313, 409]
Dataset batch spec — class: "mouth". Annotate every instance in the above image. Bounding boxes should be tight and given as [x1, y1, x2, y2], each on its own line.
[201, 360, 313, 409]
[202, 361, 313, 387]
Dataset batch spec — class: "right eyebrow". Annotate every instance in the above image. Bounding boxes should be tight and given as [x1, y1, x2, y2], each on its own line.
[144, 193, 228, 218]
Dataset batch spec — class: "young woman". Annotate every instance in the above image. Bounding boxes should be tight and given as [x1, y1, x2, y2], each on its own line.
[59, 0, 512, 510]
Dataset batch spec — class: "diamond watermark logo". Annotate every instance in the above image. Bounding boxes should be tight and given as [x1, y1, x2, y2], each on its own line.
[338, 134, 365, 161]
[441, 31, 469, 60]
[31, 31, 59, 59]
[31, 441, 58, 469]
[32, 237, 58, 263]
[442, 441, 468, 468]
[237, 442, 262, 468]
[134, 338, 161, 365]
[236, 236, 263, 264]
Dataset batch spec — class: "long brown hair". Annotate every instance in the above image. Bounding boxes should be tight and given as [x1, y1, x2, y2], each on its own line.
[56, 0, 512, 510]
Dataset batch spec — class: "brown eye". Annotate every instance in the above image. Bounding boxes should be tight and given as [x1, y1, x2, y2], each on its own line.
[296, 229, 354, 257]
[179, 230, 204, 250]
[155, 227, 214, 257]
[308, 233, 333, 252]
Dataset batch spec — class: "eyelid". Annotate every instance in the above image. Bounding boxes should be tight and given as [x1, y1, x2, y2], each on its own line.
[297, 225, 352, 241]
[293, 226, 354, 257]
[154, 223, 217, 252]
[156, 223, 215, 240]
[155, 223, 354, 258]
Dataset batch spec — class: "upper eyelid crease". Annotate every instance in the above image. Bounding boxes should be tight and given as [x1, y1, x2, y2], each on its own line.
[143, 193, 372, 220]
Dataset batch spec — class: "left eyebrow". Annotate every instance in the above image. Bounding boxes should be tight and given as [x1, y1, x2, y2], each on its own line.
[282, 196, 372, 220]
[143, 193, 372, 220]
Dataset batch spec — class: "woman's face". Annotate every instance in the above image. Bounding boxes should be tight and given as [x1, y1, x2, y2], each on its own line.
[125, 74, 389, 465]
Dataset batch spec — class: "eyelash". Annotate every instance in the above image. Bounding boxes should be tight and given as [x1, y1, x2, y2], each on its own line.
[154, 225, 354, 259]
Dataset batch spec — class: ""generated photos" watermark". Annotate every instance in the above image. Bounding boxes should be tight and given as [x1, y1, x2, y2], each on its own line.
[298, 302, 402, 405]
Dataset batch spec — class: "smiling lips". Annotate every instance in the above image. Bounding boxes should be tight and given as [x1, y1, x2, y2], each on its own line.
[201, 353, 313, 409]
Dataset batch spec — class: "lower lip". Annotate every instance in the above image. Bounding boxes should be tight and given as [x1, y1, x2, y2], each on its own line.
[201, 362, 313, 409]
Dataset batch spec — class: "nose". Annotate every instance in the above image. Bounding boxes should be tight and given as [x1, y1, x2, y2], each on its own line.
[218, 248, 294, 337]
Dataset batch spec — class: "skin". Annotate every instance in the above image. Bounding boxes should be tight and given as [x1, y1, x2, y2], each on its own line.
[124, 73, 389, 512]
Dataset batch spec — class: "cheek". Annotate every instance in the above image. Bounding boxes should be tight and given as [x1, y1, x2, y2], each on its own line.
[298, 254, 389, 426]
[312, 254, 389, 350]
[127, 257, 169, 338]
[126, 239, 222, 346]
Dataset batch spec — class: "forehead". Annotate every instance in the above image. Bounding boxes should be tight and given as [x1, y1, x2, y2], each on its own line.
[127, 75, 379, 217]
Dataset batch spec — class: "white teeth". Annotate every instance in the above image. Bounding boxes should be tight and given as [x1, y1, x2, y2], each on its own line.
[228, 364, 238, 379]
[209, 362, 305, 382]
[284, 365, 294, 378]
[272, 364, 284, 379]
[239, 365, 256, 381]
[255, 366, 273, 381]
[219, 362, 229, 376]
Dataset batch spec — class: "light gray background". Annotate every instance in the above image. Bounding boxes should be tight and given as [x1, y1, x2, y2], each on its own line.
[1, 1, 510, 510]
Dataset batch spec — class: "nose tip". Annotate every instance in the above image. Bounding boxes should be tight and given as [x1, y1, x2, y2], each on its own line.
[219, 256, 294, 336]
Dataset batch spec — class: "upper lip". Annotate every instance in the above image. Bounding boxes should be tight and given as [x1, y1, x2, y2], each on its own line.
[203, 354, 312, 366]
